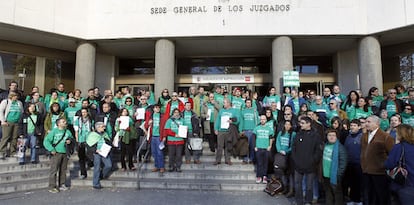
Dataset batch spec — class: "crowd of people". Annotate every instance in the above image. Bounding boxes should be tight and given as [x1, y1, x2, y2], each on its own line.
[0, 81, 413, 205]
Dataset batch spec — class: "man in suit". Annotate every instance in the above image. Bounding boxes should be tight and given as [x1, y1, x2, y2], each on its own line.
[360, 115, 394, 205]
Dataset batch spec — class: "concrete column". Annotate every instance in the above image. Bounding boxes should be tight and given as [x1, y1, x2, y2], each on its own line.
[154, 39, 175, 100]
[35, 57, 46, 96]
[75, 42, 96, 96]
[272, 36, 293, 93]
[358, 36, 383, 95]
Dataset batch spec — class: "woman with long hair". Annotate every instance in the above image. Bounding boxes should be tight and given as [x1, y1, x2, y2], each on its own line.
[341, 90, 359, 120]
[115, 108, 137, 171]
[44, 102, 66, 134]
[275, 120, 296, 197]
[385, 124, 414, 204]
[74, 108, 94, 178]
[18, 103, 44, 164]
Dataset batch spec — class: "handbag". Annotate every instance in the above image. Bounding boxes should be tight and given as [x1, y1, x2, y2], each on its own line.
[264, 176, 283, 196]
[273, 152, 288, 170]
[387, 144, 408, 186]
[188, 138, 203, 151]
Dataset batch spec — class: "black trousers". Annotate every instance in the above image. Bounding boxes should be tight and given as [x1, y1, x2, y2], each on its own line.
[120, 140, 136, 169]
[363, 173, 390, 205]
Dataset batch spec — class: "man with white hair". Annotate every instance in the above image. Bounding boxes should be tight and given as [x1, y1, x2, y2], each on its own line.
[360, 115, 394, 205]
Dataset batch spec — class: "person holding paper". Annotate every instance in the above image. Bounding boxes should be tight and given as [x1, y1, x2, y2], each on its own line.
[123, 96, 137, 118]
[214, 98, 240, 165]
[135, 96, 150, 163]
[144, 104, 165, 173]
[86, 122, 112, 190]
[115, 108, 138, 171]
[74, 108, 94, 179]
[201, 93, 221, 152]
[164, 108, 185, 172]
[43, 118, 73, 193]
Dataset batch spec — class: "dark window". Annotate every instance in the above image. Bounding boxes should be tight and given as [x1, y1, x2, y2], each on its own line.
[293, 56, 333, 74]
[119, 59, 155, 75]
[177, 57, 270, 74]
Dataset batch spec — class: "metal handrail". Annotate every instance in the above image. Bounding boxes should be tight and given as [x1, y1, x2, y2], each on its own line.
[136, 137, 151, 190]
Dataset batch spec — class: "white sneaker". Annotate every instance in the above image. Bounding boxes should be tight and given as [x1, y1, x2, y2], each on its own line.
[255, 177, 262, 184]
[59, 184, 69, 191]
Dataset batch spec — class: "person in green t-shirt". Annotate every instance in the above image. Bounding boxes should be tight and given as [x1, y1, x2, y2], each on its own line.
[43, 118, 73, 193]
[164, 108, 185, 172]
[253, 115, 274, 184]
[322, 129, 347, 205]
[0, 92, 24, 159]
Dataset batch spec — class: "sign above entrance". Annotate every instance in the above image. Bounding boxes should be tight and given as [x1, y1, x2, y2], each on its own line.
[192, 74, 255, 84]
[283, 71, 300, 87]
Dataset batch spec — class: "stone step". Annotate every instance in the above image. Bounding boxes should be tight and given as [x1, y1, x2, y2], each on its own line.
[72, 169, 256, 181]
[0, 178, 49, 194]
[0, 169, 49, 184]
[71, 177, 266, 191]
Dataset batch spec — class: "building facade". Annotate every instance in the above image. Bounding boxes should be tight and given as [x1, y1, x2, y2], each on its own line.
[0, 0, 413, 97]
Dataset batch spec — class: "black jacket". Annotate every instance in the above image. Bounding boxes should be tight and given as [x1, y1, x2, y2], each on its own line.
[18, 112, 44, 137]
[291, 128, 323, 174]
[95, 111, 117, 138]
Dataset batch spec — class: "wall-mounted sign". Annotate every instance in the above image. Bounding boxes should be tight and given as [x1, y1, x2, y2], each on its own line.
[192, 74, 255, 83]
[283, 71, 300, 87]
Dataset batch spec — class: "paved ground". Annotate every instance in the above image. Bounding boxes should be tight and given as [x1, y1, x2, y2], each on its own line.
[0, 188, 291, 205]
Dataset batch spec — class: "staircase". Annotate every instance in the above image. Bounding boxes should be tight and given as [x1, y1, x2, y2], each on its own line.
[0, 143, 266, 194]
[71, 142, 266, 191]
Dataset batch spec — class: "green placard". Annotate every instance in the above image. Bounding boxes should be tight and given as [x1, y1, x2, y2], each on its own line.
[283, 71, 300, 87]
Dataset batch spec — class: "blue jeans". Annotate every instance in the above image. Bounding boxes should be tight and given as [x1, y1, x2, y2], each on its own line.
[243, 130, 254, 162]
[93, 153, 112, 188]
[255, 149, 269, 177]
[295, 171, 315, 204]
[302, 173, 319, 199]
[398, 186, 414, 205]
[150, 136, 164, 169]
[18, 134, 38, 163]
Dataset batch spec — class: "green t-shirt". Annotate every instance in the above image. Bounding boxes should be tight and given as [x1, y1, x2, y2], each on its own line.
[253, 125, 274, 149]
[386, 100, 397, 117]
[51, 114, 60, 129]
[231, 97, 245, 110]
[276, 131, 296, 153]
[169, 101, 179, 116]
[43, 128, 73, 153]
[183, 111, 193, 132]
[380, 118, 390, 131]
[372, 95, 384, 107]
[152, 113, 161, 136]
[263, 95, 281, 107]
[6, 101, 21, 123]
[402, 113, 414, 127]
[64, 106, 79, 125]
[265, 120, 275, 133]
[323, 143, 334, 178]
[353, 107, 372, 120]
[213, 92, 224, 107]
[27, 114, 37, 134]
[214, 108, 240, 132]
[165, 118, 184, 142]
[239, 108, 258, 132]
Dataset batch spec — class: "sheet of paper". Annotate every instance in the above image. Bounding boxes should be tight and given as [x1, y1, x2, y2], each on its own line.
[73, 116, 79, 131]
[206, 109, 212, 121]
[112, 133, 120, 148]
[178, 97, 185, 103]
[158, 141, 165, 150]
[220, 116, 230, 129]
[98, 143, 111, 158]
[178, 125, 188, 138]
[119, 116, 130, 130]
[316, 109, 326, 113]
[104, 117, 108, 126]
[135, 108, 145, 120]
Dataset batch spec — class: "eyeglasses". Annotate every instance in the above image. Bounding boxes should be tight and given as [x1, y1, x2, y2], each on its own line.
[389, 92, 396, 94]
[284, 113, 292, 116]
[126, 100, 132, 102]
[406, 108, 411, 110]
[329, 103, 335, 105]
[172, 95, 178, 97]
